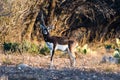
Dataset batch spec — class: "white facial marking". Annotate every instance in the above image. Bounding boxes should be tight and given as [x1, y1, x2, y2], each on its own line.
[55, 44, 68, 51]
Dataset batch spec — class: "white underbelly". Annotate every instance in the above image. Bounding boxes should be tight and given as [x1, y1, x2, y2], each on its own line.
[55, 44, 68, 51]
[46, 42, 68, 51]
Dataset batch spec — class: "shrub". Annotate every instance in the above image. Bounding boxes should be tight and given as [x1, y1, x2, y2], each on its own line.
[3, 42, 12, 51]
[11, 43, 20, 52]
[29, 43, 39, 53]
[105, 44, 111, 50]
[39, 45, 50, 55]
[3, 41, 50, 55]
[3, 42, 20, 53]
[113, 48, 120, 58]
[83, 49, 87, 54]
[76, 44, 88, 54]
[21, 40, 31, 52]
[21, 40, 40, 54]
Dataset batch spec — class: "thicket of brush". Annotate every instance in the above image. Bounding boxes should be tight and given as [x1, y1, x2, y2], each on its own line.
[3, 41, 50, 55]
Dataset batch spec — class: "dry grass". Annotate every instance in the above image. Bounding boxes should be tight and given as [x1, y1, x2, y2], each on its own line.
[0, 48, 120, 80]
[0, 47, 120, 72]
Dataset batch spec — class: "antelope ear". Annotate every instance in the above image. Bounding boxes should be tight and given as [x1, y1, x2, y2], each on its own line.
[47, 25, 55, 31]
[47, 27, 51, 31]
[41, 12, 46, 27]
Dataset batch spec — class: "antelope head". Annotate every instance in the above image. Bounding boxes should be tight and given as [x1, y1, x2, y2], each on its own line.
[40, 13, 55, 35]
[40, 12, 49, 36]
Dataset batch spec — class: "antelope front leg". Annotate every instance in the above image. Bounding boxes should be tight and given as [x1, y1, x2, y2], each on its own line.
[71, 52, 76, 67]
[50, 49, 54, 69]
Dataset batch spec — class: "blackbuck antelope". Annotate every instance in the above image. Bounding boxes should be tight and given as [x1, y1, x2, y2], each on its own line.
[40, 15, 78, 69]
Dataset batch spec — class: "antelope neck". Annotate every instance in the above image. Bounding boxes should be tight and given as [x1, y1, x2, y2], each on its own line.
[43, 35, 53, 43]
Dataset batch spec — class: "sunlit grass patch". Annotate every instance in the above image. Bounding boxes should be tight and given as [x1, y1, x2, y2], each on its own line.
[2, 56, 13, 65]
[104, 67, 113, 72]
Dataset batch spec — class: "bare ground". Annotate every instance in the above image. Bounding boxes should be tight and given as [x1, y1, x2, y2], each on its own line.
[0, 49, 120, 80]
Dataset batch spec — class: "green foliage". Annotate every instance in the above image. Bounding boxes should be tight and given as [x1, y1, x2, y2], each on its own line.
[3, 42, 12, 51]
[21, 40, 50, 54]
[3, 42, 20, 53]
[11, 43, 20, 52]
[78, 49, 87, 54]
[3, 41, 41, 54]
[22, 41, 31, 52]
[83, 49, 87, 54]
[104, 43, 116, 52]
[3, 41, 50, 55]
[76, 45, 88, 54]
[21, 40, 40, 54]
[113, 49, 120, 58]
[77, 48, 87, 54]
[105, 44, 111, 50]
[29, 43, 39, 53]
[39, 45, 50, 55]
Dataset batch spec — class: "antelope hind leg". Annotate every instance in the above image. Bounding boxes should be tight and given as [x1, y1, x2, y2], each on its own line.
[67, 49, 76, 67]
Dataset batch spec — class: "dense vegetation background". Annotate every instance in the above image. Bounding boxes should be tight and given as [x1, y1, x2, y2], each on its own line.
[0, 0, 120, 49]
[0, 1, 120, 80]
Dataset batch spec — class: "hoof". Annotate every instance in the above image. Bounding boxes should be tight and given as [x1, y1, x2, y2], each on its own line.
[49, 65, 55, 70]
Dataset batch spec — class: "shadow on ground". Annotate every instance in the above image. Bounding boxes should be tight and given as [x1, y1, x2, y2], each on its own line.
[0, 65, 120, 80]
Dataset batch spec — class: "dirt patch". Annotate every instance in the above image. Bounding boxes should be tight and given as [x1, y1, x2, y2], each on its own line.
[0, 51, 120, 80]
[0, 65, 120, 80]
